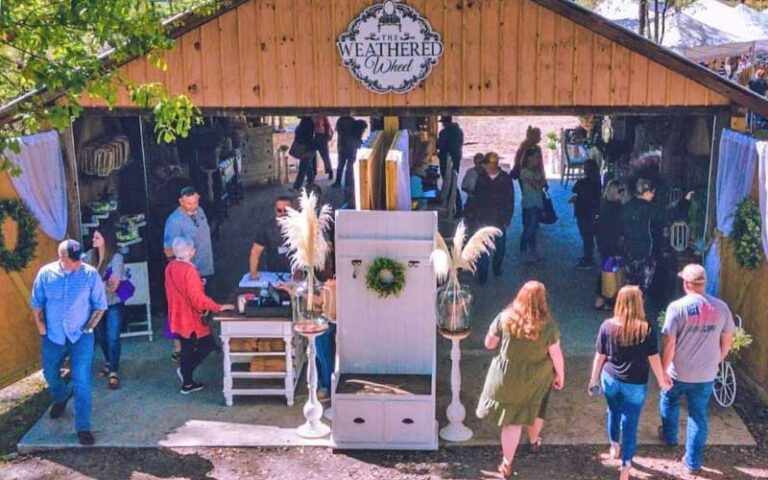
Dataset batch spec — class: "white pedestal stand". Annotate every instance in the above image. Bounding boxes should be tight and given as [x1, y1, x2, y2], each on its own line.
[323, 320, 336, 422]
[297, 332, 331, 438]
[439, 329, 473, 442]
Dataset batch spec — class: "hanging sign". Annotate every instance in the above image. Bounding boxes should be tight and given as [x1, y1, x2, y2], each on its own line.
[337, 0, 444, 94]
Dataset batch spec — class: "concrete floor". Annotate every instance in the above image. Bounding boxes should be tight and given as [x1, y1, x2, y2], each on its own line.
[18, 171, 755, 452]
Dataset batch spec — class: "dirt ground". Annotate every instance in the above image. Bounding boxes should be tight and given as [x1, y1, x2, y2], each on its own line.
[2, 115, 768, 479]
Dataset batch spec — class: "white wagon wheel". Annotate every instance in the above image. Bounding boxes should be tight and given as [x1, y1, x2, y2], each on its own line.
[713, 315, 742, 407]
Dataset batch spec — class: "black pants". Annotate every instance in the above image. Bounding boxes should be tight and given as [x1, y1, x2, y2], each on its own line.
[314, 134, 332, 176]
[577, 217, 595, 261]
[293, 155, 316, 190]
[335, 146, 354, 186]
[180, 333, 216, 385]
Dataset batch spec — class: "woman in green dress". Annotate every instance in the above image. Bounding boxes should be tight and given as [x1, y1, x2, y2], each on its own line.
[476, 281, 565, 478]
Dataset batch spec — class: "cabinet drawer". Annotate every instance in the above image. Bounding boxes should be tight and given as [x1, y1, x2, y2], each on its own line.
[333, 399, 383, 443]
[221, 321, 287, 336]
[383, 401, 434, 444]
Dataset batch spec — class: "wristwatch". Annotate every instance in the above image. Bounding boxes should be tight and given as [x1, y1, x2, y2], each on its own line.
[82, 327, 94, 334]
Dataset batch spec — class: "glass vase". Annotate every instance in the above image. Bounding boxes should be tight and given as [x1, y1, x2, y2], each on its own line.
[292, 272, 330, 336]
[436, 280, 473, 335]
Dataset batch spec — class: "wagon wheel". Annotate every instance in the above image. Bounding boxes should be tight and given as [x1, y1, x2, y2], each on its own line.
[713, 361, 737, 407]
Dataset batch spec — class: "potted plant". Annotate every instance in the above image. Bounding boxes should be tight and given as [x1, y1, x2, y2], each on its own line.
[545, 131, 559, 175]
[430, 222, 501, 335]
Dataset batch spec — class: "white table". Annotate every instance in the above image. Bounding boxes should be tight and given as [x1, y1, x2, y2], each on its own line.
[215, 313, 305, 407]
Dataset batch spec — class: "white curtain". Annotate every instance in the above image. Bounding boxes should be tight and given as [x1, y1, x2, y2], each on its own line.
[5, 131, 68, 240]
[757, 141, 768, 258]
[705, 129, 758, 294]
[716, 129, 757, 235]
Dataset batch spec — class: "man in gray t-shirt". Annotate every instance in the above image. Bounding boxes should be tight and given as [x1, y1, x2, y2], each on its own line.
[659, 264, 734, 473]
[163, 185, 214, 281]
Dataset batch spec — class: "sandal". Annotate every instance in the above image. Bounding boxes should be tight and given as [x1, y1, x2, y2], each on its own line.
[529, 436, 542, 454]
[99, 365, 110, 377]
[609, 443, 621, 459]
[497, 458, 515, 478]
[108, 373, 120, 390]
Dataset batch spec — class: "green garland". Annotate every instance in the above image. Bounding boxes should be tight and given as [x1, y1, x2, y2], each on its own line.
[730, 198, 763, 270]
[365, 257, 406, 298]
[0, 199, 39, 272]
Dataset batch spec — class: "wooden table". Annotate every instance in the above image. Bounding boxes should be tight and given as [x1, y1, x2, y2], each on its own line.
[214, 310, 305, 407]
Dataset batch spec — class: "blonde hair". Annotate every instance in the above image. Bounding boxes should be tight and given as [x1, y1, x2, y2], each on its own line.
[612, 286, 650, 347]
[603, 179, 627, 203]
[502, 281, 551, 341]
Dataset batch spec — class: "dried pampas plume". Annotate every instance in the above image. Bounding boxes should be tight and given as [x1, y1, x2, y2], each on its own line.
[278, 190, 333, 274]
[430, 221, 502, 284]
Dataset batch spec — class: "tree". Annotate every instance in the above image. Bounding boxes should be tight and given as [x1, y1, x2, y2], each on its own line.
[0, 0, 223, 174]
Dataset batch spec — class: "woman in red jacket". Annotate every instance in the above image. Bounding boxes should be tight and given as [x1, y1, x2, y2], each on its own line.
[166, 236, 234, 394]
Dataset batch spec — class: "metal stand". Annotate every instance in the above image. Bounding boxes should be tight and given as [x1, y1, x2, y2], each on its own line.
[297, 333, 331, 438]
[439, 330, 473, 442]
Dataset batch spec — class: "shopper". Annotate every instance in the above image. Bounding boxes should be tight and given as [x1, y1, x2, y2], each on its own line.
[477, 281, 565, 478]
[659, 264, 735, 474]
[313, 116, 334, 180]
[570, 160, 602, 269]
[461, 152, 487, 206]
[436, 116, 464, 217]
[334, 115, 355, 189]
[249, 195, 293, 278]
[165, 236, 234, 394]
[519, 146, 548, 263]
[511, 126, 542, 180]
[83, 226, 126, 389]
[594, 180, 627, 310]
[469, 152, 513, 284]
[588, 286, 672, 480]
[31, 240, 107, 446]
[618, 178, 691, 293]
[291, 117, 318, 191]
[163, 184, 215, 362]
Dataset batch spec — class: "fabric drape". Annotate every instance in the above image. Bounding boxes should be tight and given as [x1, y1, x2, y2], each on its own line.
[756, 141, 768, 258]
[5, 131, 68, 240]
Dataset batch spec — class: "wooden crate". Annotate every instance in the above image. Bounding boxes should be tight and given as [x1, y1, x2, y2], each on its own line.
[241, 125, 276, 186]
[249, 357, 286, 372]
[230, 338, 285, 352]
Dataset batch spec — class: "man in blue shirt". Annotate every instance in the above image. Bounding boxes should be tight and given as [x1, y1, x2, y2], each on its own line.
[163, 185, 214, 287]
[31, 240, 107, 446]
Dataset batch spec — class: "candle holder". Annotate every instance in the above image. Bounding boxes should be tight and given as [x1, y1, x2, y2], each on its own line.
[296, 331, 331, 438]
[438, 328, 473, 442]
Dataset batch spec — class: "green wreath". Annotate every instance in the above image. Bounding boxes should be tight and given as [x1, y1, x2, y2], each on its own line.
[730, 198, 763, 270]
[365, 257, 406, 298]
[0, 199, 39, 272]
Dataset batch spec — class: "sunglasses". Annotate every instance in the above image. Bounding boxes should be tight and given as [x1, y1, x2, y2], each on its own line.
[275, 208, 288, 214]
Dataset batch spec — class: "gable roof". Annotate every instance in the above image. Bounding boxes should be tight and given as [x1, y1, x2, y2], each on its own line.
[0, 0, 768, 122]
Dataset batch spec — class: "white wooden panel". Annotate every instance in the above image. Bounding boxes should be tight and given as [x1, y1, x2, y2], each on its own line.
[124, 262, 149, 306]
[335, 210, 437, 241]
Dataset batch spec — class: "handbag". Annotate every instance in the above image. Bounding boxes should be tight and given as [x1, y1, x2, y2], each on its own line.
[104, 266, 135, 303]
[540, 188, 558, 225]
[288, 140, 310, 159]
[601, 257, 624, 298]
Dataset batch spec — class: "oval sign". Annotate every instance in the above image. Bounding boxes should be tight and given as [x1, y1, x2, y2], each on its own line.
[337, 0, 444, 94]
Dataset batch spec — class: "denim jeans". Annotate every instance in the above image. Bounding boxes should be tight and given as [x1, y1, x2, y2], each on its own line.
[293, 155, 316, 190]
[41, 333, 94, 431]
[660, 380, 714, 470]
[96, 303, 123, 373]
[520, 207, 541, 253]
[477, 231, 507, 283]
[315, 323, 336, 392]
[601, 371, 647, 467]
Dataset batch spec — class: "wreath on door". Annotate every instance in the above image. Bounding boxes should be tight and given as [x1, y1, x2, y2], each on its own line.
[0, 199, 39, 272]
[365, 257, 406, 298]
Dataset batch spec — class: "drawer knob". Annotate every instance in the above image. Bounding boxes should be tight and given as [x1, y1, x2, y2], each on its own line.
[402, 418, 415, 425]
[353, 417, 366, 424]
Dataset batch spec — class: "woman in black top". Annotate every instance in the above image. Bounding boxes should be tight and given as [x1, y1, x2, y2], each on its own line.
[291, 117, 318, 191]
[588, 286, 671, 480]
[594, 179, 626, 310]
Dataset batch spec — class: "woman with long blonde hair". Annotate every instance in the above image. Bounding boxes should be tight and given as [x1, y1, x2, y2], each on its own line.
[588, 286, 671, 480]
[477, 281, 565, 478]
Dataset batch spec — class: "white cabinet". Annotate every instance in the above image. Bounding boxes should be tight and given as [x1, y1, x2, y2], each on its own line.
[331, 211, 438, 450]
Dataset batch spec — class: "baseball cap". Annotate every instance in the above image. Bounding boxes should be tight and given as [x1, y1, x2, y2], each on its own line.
[179, 185, 197, 198]
[677, 264, 706, 284]
[64, 240, 83, 261]
[439, 116, 452, 123]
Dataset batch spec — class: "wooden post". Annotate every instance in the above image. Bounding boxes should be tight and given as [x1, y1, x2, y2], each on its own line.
[383, 116, 399, 133]
[703, 113, 731, 242]
[61, 123, 82, 241]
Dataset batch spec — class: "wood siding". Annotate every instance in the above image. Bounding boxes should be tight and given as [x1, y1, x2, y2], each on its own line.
[80, 0, 730, 111]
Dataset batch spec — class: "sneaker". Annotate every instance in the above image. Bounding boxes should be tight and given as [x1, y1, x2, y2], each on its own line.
[77, 431, 95, 446]
[682, 459, 700, 474]
[327, 172, 334, 181]
[575, 259, 593, 270]
[49, 392, 72, 419]
[180, 382, 204, 395]
[176, 367, 184, 384]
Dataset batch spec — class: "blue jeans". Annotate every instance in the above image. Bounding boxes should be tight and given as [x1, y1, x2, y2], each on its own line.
[601, 371, 647, 467]
[660, 380, 714, 470]
[96, 303, 123, 373]
[41, 333, 94, 431]
[477, 230, 507, 283]
[520, 207, 541, 253]
[315, 323, 336, 392]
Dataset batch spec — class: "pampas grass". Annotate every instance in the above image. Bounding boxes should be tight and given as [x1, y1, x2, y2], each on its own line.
[431, 222, 502, 284]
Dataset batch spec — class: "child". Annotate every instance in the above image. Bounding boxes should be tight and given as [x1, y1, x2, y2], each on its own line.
[570, 160, 601, 269]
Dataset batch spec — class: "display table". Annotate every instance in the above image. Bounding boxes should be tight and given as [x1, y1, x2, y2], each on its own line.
[214, 308, 305, 407]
